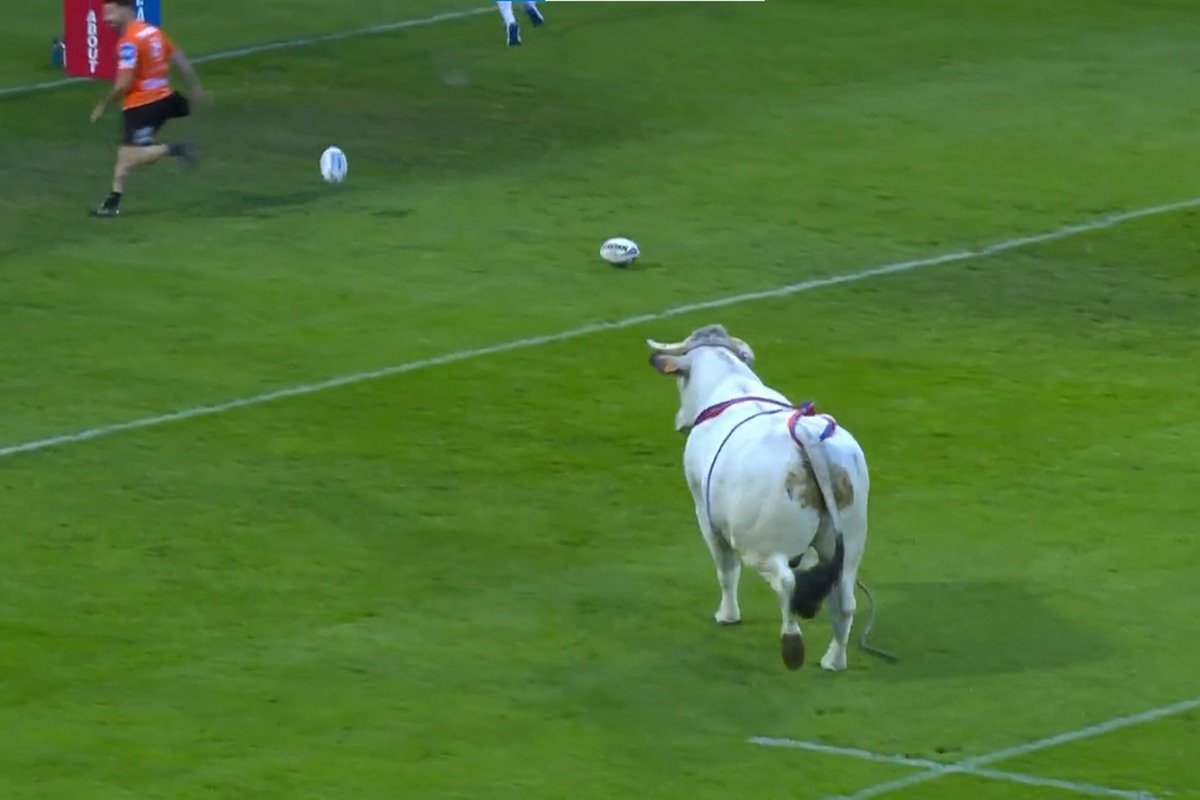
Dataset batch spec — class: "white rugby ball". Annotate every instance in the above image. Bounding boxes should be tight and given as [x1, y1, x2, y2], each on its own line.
[600, 236, 640, 266]
[320, 146, 348, 184]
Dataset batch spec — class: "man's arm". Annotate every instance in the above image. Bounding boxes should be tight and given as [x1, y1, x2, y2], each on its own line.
[170, 49, 207, 102]
[91, 69, 133, 123]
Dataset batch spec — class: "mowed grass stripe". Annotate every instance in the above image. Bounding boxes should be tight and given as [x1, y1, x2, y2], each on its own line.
[3, 222, 1196, 799]
[0, 6, 491, 99]
[1, 195, 1197, 460]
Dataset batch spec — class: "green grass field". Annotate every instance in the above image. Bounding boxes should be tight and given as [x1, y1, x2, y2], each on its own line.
[2, 1, 1199, 798]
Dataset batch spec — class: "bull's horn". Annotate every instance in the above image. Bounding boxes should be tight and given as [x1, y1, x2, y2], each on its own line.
[646, 338, 689, 355]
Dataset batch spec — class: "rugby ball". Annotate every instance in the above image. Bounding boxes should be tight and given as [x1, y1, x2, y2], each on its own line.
[600, 236, 640, 266]
[320, 146, 348, 184]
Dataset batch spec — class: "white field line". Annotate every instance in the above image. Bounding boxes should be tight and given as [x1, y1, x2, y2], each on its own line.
[750, 737, 1154, 800]
[1, 195, 1198, 461]
[819, 695, 1200, 800]
[549, 0, 764, 3]
[0, 7, 492, 99]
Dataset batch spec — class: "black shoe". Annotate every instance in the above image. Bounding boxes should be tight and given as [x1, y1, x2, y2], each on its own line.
[172, 141, 198, 167]
[89, 203, 120, 217]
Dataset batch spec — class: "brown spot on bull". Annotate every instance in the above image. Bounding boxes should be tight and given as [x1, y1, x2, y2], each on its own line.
[830, 465, 855, 509]
[785, 464, 855, 510]
[785, 468, 823, 508]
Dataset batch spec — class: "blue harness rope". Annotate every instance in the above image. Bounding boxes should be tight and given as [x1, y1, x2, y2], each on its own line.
[702, 407, 793, 536]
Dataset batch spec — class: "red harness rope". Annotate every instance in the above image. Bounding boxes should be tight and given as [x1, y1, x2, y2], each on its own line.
[693, 396, 838, 442]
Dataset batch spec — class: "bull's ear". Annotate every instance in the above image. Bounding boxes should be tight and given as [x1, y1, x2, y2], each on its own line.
[649, 352, 685, 375]
[727, 337, 754, 366]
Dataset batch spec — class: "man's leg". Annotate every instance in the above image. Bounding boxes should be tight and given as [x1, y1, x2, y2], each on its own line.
[93, 98, 195, 217]
[496, 2, 521, 46]
[115, 143, 169, 188]
[94, 142, 192, 216]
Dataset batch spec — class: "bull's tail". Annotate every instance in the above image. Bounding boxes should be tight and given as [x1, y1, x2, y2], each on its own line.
[790, 534, 844, 618]
[788, 418, 846, 619]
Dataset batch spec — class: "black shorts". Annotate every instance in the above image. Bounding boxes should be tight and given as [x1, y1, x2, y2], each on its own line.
[121, 92, 190, 146]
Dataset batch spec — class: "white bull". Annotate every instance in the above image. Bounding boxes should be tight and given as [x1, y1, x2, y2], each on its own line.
[647, 324, 870, 671]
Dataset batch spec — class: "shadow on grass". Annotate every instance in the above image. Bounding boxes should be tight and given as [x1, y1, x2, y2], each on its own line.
[189, 187, 333, 218]
[857, 579, 1110, 681]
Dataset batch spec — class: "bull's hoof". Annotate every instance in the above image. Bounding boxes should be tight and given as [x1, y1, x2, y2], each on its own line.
[781, 633, 805, 670]
[714, 607, 741, 625]
[820, 644, 847, 672]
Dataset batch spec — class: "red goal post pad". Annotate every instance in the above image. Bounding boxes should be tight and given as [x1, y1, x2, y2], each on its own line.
[63, 0, 161, 80]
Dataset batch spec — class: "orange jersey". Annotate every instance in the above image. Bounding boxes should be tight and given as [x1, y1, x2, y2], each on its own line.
[116, 21, 175, 110]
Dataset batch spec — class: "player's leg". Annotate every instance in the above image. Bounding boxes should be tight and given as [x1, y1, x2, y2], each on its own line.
[113, 141, 193, 184]
[92, 97, 194, 216]
[524, 1, 544, 27]
[114, 143, 168, 191]
[94, 142, 192, 216]
[496, 2, 521, 46]
[91, 110, 153, 216]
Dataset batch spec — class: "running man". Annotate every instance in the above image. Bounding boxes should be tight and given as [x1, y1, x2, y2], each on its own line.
[89, 0, 207, 217]
[497, 1, 544, 47]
